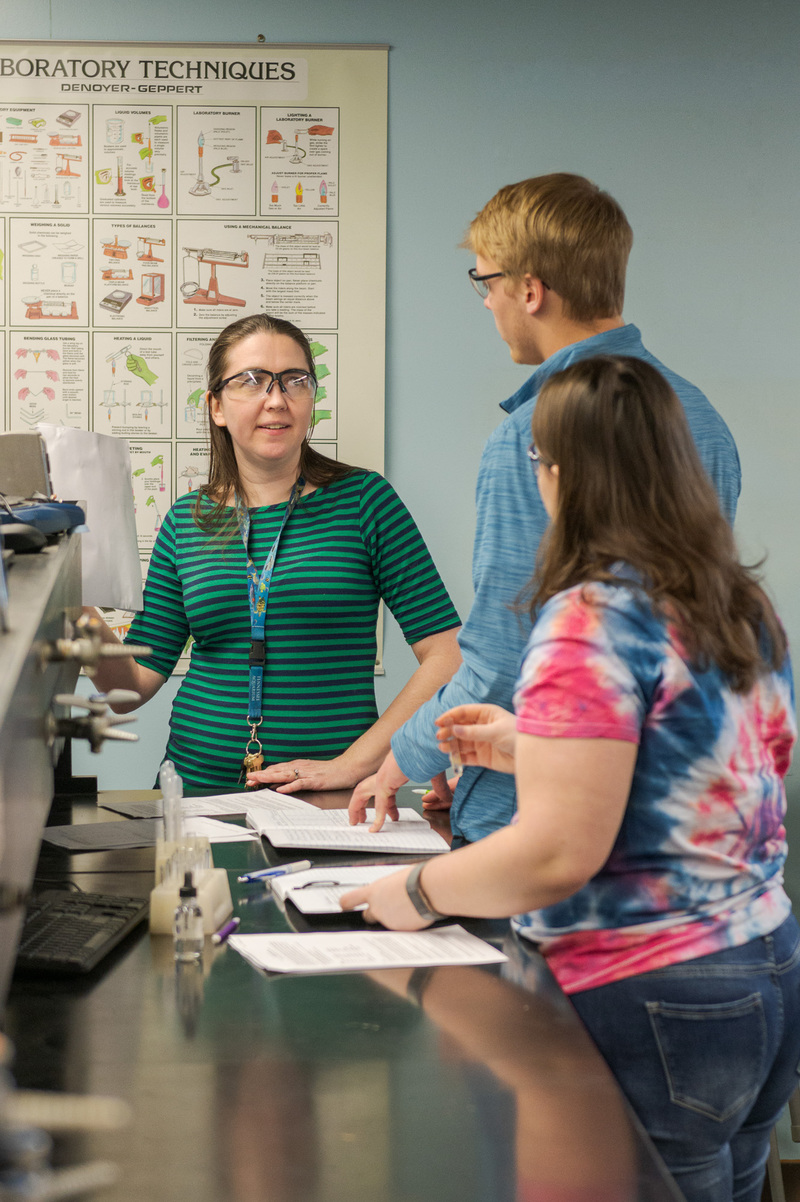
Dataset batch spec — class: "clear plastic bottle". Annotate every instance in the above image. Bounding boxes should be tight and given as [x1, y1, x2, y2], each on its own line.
[173, 871, 203, 962]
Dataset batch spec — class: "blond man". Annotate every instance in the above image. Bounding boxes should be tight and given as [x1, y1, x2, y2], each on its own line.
[352, 173, 741, 843]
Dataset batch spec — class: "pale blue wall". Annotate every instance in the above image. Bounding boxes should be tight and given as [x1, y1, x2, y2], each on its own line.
[34, 0, 797, 788]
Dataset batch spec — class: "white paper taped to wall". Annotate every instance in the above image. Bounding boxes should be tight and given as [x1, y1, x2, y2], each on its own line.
[38, 423, 142, 612]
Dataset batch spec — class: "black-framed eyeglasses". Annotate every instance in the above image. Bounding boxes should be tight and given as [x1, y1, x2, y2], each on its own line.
[217, 368, 318, 402]
[468, 267, 506, 299]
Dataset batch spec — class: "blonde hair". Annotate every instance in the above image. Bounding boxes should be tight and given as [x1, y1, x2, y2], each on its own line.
[464, 173, 632, 322]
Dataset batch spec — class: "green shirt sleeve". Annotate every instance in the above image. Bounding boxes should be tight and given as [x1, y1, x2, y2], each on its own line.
[358, 472, 460, 645]
[125, 503, 191, 677]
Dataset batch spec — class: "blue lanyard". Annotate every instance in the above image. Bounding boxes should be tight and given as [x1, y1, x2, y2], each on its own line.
[235, 477, 304, 727]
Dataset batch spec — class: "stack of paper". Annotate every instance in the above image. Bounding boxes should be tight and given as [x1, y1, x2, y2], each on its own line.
[178, 786, 316, 820]
[245, 796, 450, 855]
[42, 819, 162, 850]
[178, 787, 280, 820]
[229, 925, 508, 975]
[183, 816, 260, 844]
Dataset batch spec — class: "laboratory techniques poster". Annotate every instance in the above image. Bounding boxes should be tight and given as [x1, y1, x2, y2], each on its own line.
[0, 41, 388, 661]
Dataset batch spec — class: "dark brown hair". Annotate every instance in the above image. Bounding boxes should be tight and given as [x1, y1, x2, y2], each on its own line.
[530, 355, 785, 691]
[193, 313, 356, 533]
[463, 173, 633, 322]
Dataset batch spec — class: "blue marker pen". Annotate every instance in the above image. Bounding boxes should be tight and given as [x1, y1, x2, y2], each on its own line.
[237, 859, 312, 884]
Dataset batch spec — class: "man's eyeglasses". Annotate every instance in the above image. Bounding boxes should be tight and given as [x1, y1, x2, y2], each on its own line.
[468, 267, 506, 299]
[468, 268, 551, 299]
[218, 368, 318, 402]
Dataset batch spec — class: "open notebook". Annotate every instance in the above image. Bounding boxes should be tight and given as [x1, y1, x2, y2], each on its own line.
[245, 795, 450, 855]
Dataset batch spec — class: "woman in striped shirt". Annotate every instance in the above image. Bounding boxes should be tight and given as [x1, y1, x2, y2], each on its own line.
[87, 314, 460, 795]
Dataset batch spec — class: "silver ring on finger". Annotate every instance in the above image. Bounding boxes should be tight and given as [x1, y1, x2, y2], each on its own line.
[293, 767, 300, 779]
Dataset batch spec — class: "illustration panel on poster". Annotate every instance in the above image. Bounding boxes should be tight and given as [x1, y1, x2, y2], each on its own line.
[0, 103, 89, 214]
[92, 106, 172, 214]
[260, 107, 338, 215]
[177, 219, 337, 327]
[9, 330, 89, 429]
[92, 217, 172, 326]
[177, 108, 256, 216]
[9, 217, 89, 326]
[92, 332, 171, 438]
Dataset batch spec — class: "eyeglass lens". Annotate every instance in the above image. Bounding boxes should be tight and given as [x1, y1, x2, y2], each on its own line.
[468, 268, 504, 299]
[224, 369, 316, 400]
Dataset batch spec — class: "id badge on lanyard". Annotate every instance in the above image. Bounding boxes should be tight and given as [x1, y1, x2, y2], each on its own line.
[235, 477, 304, 778]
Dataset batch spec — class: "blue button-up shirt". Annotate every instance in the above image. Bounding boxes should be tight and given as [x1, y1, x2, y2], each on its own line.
[391, 324, 742, 842]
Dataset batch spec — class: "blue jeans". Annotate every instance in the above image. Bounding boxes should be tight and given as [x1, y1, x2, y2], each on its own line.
[570, 914, 800, 1202]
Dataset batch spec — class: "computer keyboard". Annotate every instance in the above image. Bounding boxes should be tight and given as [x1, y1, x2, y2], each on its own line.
[15, 890, 150, 974]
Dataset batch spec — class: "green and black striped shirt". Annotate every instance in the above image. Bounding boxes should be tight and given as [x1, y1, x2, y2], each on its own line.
[126, 471, 460, 793]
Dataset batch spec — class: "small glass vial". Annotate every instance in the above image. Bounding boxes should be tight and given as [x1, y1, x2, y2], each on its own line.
[173, 871, 203, 962]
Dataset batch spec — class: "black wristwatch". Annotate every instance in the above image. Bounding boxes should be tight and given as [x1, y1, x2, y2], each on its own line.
[405, 862, 447, 924]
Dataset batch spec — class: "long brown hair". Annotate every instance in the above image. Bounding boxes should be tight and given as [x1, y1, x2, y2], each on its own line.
[530, 355, 785, 691]
[193, 313, 356, 533]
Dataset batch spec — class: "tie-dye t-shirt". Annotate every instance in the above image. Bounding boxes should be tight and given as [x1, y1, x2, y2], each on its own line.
[511, 576, 796, 995]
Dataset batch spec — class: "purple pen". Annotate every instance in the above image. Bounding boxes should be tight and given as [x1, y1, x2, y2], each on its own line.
[211, 916, 241, 945]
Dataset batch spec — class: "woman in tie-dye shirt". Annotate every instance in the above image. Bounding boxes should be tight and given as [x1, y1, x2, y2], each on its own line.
[508, 573, 795, 993]
[342, 356, 798, 1202]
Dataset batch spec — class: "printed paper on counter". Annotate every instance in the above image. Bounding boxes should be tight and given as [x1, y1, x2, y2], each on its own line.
[229, 925, 508, 975]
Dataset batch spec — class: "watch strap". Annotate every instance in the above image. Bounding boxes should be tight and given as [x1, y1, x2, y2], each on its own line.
[405, 861, 446, 924]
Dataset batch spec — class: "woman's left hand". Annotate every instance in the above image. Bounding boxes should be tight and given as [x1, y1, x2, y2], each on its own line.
[340, 864, 433, 930]
[246, 756, 362, 794]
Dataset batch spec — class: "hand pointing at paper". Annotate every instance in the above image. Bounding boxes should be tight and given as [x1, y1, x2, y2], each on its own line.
[340, 863, 431, 929]
[348, 751, 407, 831]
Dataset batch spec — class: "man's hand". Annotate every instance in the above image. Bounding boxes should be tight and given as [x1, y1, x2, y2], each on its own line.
[348, 751, 408, 831]
[420, 770, 457, 811]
